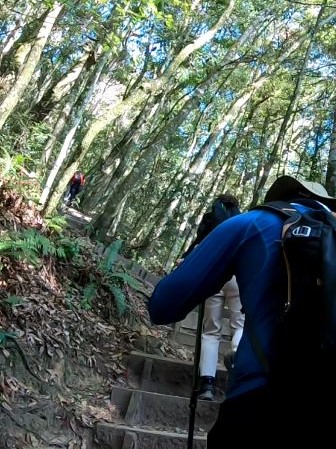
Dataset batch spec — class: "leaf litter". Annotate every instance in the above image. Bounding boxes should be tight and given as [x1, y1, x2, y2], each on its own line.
[0, 180, 193, 448]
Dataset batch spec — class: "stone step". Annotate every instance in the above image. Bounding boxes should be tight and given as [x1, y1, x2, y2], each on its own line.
[126, 351, 228, 397]
[110, 386, 221, 432]
[95, 422, 207, 449]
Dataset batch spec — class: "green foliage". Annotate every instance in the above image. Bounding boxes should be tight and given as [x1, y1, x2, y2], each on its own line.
[0, 148, 41, 201]
[25, 122, 51, 166]
[0, 331, 17, 347]
[110, 271, 143, 291]
[81, 282, 97, 310]
[44, 214, 68, 235]
[108, 284, 127, 316]
[3, 295, 25, 307]
[93, 239, 144, 316]
[0, 149, 24, 179]
[0, 229, 80, 268]
[22, 229, 63, 257]
[99, 240, 123, 271]
[0, 233, 40, 266]
[56, 236, 81, 259]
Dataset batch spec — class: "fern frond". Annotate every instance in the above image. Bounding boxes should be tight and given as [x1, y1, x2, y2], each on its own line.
[101, 240, 123, 271]
[110, 272, 143, 291]
[81, 283, 97, 310]
[21, 229, 57, 256]
[0, 331, 17, 346]
[0, 236, 39, 265]
[45, 215, 67, 234]
[55, 246, 66, 259]
[56, 237, 80, 259]
[0, 149, 15, 177]
[108, 284, 127, 316]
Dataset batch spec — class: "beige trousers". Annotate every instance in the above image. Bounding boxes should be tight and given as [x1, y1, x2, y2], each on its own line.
[199, 276, 244, 377]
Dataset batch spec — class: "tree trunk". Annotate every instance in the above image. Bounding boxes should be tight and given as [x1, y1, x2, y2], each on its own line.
[135, 197, 182, 257]
[40, 53, 108, 213]
[249, 3, 326, 208]
[0, 3, 63, 130]
[91, 94, 198, 234]
[0, 4, 34, 67]
[164, 217, 189, 272]
[40, 49, 104, 169]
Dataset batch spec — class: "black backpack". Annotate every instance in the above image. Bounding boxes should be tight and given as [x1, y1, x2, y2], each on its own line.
[182, 199, 241, 258]
[253, 200, 336, 390]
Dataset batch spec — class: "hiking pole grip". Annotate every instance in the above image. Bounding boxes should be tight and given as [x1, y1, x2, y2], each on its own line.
[187, 301, 206, 449]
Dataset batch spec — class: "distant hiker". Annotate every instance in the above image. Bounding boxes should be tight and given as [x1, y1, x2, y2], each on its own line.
[67, 170, 85, 205]
[148, 175, 336, 444]
[181, 194, 244, 401]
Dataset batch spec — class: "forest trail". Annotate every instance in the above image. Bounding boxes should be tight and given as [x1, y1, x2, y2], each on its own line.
[0, 191, 232, 448]
[60, 208, 232, 448]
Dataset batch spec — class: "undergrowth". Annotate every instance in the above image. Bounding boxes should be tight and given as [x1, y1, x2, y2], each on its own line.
[0, 226, 145, 319]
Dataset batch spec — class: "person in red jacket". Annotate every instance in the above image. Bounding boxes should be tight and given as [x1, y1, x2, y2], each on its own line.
[68, 171, 85, 204]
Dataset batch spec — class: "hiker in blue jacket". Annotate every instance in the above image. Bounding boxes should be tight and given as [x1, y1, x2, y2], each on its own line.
[148, 175, 336, 444]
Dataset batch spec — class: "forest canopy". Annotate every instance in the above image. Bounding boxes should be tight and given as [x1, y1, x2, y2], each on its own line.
[1, 0, 336, 270]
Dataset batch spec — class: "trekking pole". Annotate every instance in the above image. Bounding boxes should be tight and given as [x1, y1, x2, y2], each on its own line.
[187, 301, 205, 449]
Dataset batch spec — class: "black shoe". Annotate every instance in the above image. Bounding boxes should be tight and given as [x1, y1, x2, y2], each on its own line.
[198, 376, 215, 401]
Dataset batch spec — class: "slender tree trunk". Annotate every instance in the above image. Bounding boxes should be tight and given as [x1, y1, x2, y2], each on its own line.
[0, 3, 63, 130]
[91, 94, 198, 234]
[0, 4, 34, 67]
[249, 4, 326, 208]
[40, 53, 108, 213]
[40, 50, 104, 169]
[135, 197, 182, 256]
[164, 218, 189, 272]
[39, 125, 78, 208]
[309, 124, 322, 181]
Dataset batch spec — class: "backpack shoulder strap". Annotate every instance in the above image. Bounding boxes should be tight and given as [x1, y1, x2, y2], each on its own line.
[246, 200, 299, 373]
[254, 201, 305, 239]
[252, 200, 297, 218]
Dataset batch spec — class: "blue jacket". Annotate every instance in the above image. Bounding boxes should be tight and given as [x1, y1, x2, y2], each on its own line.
[149, 208, 290, 399]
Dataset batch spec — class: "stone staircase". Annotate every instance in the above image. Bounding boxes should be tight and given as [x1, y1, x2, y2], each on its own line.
[63, 208, 233, 448]
[95, 351, 228, 448]
[93, 302, 233, 449]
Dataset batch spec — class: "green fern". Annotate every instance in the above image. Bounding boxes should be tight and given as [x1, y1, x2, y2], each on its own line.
[0, 229, 78, 268]
[108, 284, 127, 316]
[0, 236, 39, 264]
[100, 240, 123, 271]
[0, 149, 17, 177]
[96, 239, 149, 316]
[81, 282, 97, 310]
[56, 237, 80, 259]
[0, 331, 17, 347]
[110, 272, 143, 291]
[84, 222, 95, 235]
[44, 215, 68, 234]
[21, 229, 57, 256]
